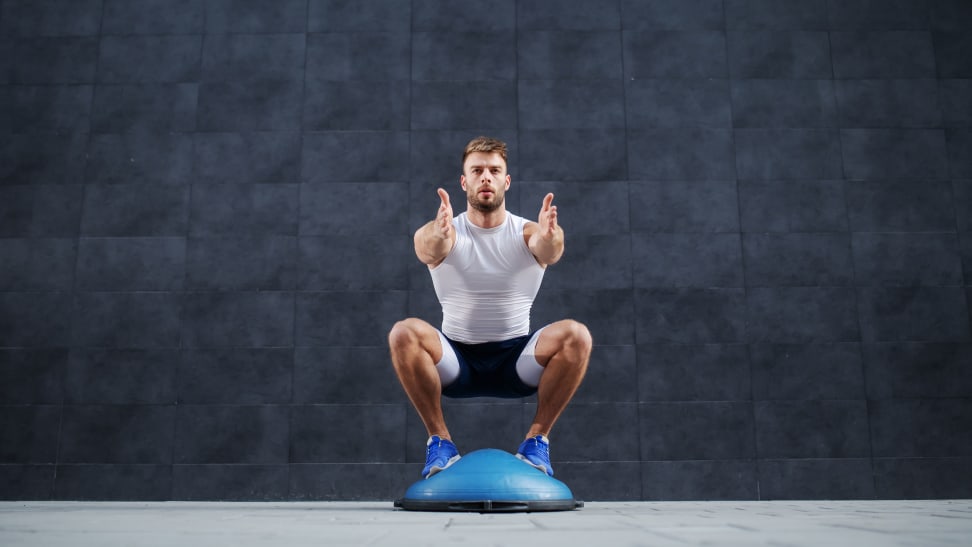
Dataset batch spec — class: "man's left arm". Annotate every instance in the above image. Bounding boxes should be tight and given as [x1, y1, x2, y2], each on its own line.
[527, 193, 564, 266]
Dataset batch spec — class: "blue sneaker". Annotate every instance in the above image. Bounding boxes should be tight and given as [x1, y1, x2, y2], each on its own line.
[422, 436, 461, 479]
[516, 435, 553, 476]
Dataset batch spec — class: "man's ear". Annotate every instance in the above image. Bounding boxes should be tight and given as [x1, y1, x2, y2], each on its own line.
[460, 174, 466, 191]
[505, 174, 511, 189]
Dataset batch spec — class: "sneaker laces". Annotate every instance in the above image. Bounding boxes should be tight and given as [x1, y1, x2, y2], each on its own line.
[426, 436, 443, 461]
[425, 436, 457, 463]
[529, 435, 549, 458]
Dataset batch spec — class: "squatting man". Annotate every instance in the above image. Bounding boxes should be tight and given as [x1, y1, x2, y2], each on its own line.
[388, 136, 592, 479]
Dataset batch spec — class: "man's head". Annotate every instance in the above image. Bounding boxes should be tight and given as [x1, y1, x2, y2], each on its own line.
[461, 136, 510, 214]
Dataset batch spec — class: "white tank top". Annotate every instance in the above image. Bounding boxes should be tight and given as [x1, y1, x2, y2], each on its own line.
[429, 212, 545, 344]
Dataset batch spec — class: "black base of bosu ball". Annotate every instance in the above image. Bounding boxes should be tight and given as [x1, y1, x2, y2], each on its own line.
[395, 449, 583, 513]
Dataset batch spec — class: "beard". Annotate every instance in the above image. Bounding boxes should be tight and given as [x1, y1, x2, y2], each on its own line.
[469, 192, 504, 213]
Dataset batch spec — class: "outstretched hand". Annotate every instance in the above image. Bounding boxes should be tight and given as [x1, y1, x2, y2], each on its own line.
[435, 188, 453, 239]
[537, 193, 559, 240]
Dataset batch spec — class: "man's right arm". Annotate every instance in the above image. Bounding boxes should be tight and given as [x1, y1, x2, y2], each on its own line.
[414, 188, 456, 267]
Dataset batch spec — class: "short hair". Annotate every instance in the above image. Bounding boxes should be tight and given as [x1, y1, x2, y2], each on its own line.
[462, 136, 508, 166]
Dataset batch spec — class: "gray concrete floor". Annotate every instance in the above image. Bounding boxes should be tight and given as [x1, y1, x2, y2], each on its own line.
[1, 500, 970, 546]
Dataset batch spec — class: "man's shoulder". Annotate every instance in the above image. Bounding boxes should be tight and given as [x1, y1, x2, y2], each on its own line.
[453, 211, 468, 231]
[507, 211, 535, 227]
[511, 213, 540, 236]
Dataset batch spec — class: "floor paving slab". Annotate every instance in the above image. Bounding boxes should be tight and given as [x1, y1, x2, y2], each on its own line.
[1, 500, 970, 546]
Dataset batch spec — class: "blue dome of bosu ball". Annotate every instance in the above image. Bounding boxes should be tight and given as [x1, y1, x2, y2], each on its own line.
[394, 448, 583, 512]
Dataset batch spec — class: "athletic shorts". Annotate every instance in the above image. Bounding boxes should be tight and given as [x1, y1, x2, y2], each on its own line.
[435, 328, 546, 398]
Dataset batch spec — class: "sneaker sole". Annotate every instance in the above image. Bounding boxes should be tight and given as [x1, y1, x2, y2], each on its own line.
[515, 453, 551, 476]
[424, 454, 461, 479]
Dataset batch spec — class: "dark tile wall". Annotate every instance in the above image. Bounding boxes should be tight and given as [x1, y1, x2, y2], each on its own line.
[1, 0, 970, 502]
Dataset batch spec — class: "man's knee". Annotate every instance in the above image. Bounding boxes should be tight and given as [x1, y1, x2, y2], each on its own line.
[563, 319, 593, 353]
[388, 318, 424, 349]
[389, 317, 441, 357]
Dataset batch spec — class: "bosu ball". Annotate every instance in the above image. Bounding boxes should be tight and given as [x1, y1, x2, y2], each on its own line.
[395, 448, 583, 512]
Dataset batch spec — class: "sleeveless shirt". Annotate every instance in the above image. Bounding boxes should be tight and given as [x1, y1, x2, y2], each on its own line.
[429, 212, 545, 344]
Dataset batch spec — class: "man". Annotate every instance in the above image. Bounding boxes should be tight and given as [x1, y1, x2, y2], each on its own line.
[388, 136, 592, 479]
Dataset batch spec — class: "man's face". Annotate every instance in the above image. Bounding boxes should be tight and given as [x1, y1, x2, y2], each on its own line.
[461, 151, 510, 213]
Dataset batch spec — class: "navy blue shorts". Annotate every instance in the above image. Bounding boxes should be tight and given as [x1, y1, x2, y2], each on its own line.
[440, 333, 540, 399]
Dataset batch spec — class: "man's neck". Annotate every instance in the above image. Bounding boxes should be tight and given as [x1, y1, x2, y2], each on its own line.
[465, 205, 507, 229]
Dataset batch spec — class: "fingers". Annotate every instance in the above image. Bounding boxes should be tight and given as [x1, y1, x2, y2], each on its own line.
[542, 192, 554, 211]
[435, 187, 453, 237]
[436, 188, 452, 219]
[538, 192, 558, 233]
[437, 188, 451, 209]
